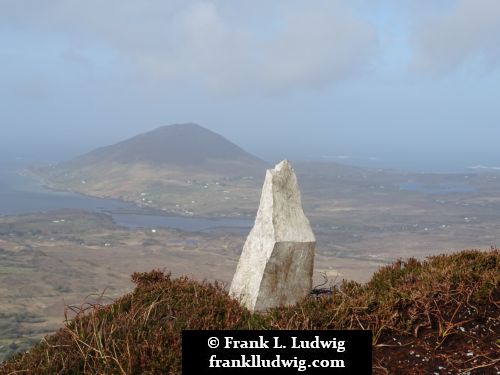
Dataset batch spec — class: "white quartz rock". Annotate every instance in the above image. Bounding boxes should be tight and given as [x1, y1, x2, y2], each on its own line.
[229, 160, 316, 312]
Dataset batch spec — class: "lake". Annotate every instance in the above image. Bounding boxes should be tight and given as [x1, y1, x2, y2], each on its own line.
[0, 160, 253, 232]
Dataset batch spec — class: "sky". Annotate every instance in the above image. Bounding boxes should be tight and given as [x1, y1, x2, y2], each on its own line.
[1, 0, 500, 171]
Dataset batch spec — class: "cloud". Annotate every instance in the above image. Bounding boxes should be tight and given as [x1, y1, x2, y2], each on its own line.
[0, 0, 379, 94]
[411, 0, 500, 73]
[161, 1, 379, 94]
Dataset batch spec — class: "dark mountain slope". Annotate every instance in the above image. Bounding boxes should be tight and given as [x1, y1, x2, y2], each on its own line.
[67, 123, 267, 170]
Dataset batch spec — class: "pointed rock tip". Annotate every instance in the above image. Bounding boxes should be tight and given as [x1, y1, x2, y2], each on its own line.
[273, 159, 292, 172]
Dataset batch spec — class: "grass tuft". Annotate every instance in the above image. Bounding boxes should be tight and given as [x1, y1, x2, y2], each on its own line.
[1, 249, 498, 374]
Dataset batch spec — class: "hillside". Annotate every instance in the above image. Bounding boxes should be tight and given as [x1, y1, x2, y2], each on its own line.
[1, 249, 498, 374]
[32, 124, 269, 217]
[66, 123, 267, 172]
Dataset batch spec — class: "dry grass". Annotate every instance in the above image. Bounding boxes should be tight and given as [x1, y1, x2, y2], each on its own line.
[1, 249, 498, 374]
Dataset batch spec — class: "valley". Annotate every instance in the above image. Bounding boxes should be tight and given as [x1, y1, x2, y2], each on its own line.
[0, 210, 379, 361]
[3, 124, 500, 362]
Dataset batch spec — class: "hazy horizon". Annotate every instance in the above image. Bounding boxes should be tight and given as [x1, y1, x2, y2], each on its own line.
[3, 121, 500, 173]
[2, 1, 500, 172]
[1, 121, 499, 174]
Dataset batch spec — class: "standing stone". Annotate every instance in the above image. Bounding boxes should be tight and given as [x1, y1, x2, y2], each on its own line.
[229, 160, 316, 312]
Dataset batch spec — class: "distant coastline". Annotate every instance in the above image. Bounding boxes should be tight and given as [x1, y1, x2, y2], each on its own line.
[0, 164, 253, 232]
[469, 165, 500, 171]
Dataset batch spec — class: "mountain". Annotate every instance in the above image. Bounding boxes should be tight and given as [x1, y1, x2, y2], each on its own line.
[33, 124, 269, 217]
[65, 123, 268, 174]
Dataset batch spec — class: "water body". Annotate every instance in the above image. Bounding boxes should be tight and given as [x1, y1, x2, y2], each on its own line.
[0, 161, 252, 232]
[111, 213, 252, 232]
[399, 182, 476, 195]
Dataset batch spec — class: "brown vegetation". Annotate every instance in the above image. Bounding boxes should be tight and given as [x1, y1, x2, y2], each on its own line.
[1, 249, 498, 374]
